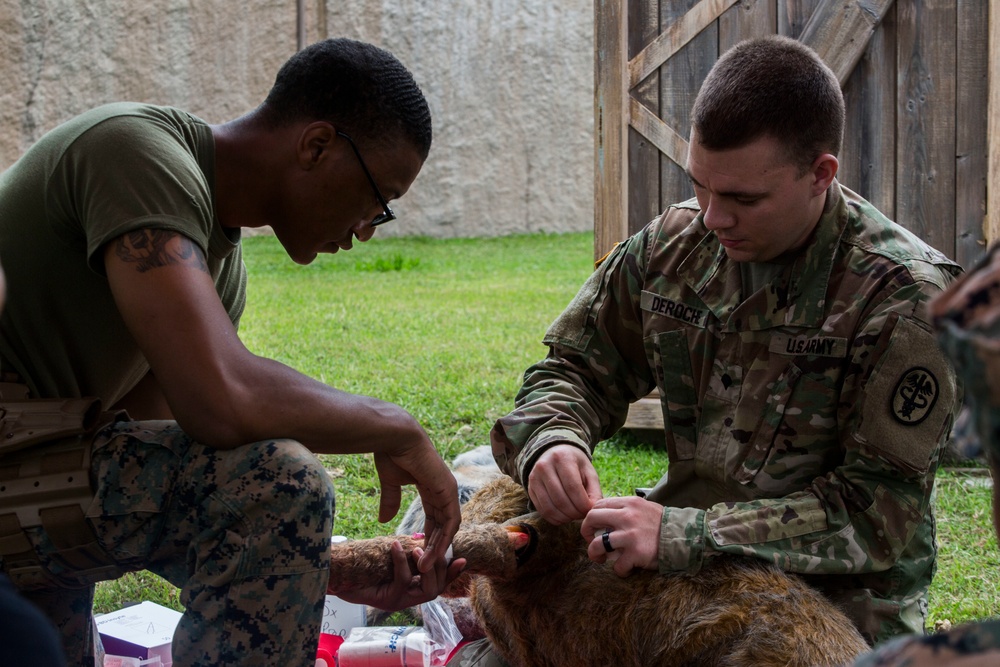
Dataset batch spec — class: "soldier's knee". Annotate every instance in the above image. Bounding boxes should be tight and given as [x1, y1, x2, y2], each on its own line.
[260, 439, 335, 533]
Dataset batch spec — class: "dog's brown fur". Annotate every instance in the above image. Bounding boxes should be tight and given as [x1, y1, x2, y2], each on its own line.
[329, 476, 869, 667]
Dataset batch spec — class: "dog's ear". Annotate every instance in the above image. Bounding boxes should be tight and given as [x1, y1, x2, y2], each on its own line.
[506, 524, 538, 566]
[506, 527, 531, 551]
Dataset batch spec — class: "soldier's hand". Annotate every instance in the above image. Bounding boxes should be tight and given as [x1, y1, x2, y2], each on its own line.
[372, 432, 461, 574]
[581, 496, 662, 576]
[527, 444, 602, 525]
[335, 541, 467, 612]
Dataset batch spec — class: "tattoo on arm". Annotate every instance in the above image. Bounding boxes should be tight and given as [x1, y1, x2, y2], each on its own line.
[114, 230, 209, 274]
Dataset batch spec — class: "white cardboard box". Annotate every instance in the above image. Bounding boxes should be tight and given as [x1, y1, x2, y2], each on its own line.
[322, 594, 368, 638]
[95, 601, 182, 666]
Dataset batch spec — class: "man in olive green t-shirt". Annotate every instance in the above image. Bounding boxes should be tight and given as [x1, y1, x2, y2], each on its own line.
[0, 38, 463, 667]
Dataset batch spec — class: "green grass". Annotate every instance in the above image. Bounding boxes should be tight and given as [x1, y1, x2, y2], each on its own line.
[927, 468, 1000, 625]
[93, 232, 1000, 633]
[236, 232, 595, 539]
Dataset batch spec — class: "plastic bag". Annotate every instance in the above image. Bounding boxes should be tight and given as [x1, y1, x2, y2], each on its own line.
[419, 597, 463, 664]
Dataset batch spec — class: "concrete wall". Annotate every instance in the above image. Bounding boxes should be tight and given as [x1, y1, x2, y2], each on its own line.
[0, 1, 594, 238]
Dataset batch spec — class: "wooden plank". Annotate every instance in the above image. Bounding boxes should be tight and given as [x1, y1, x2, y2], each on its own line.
[627, 0, 664, 238]
[629, 0, 739, 89]
[895, 0, 956, 258]
[658, 0, 715, 212]
[623, 394, 664, 430]
[595, 0, 630, 260]
[798, 0, 896, 85]
[839, 3, 897, 218]
[954, 0, 989, 267]
[719, 0, 777, 49]
[778, 0, 823, 37]
[988, 2, 1000, 245]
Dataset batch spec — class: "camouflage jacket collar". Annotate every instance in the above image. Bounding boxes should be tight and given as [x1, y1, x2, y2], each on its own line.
[675, 181, 849, 332]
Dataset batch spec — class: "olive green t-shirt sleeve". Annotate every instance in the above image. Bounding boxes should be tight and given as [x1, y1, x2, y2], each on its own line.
[46, 114, 216, 275]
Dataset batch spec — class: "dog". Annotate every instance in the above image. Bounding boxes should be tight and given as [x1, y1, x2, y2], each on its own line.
[329, 474, 870, 667]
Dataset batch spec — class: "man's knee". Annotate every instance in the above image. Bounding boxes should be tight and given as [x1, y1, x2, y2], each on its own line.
[147, 438, 335, 596]
[246, 440, 334, 555]
[265, 440, 335, 511]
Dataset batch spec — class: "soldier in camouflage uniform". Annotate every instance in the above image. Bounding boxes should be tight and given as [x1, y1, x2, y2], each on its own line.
[0, 39, 463, 666]
[850, 244, 1000, 665]
[452, 35, 960, 666]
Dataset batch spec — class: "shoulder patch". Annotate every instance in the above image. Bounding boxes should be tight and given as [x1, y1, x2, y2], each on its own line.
[858, 317, 957, 471]
[594, 242, 621, 270]
[889, 367, 939, 425]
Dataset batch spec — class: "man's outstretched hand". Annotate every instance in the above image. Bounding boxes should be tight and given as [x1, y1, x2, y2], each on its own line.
[333, 541, 467, 612]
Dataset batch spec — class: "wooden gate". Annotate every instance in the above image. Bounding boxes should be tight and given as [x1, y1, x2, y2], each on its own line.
[593, 0, 994, 430]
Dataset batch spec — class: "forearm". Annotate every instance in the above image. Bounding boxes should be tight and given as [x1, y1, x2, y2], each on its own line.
[657, 457, 937, 576]
[493, 229, 654, 480]
[112, 370, 174, 420]
[169, 351, 427, 455]
[492, 351, 637, 483]
[171, 350, 460, 557]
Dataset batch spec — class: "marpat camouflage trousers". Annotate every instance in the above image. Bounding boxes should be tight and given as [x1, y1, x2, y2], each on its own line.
[16, 419, 335, 667]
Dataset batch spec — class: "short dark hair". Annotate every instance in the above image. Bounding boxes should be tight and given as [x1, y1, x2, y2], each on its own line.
[691, 35, 844, 169]
[262, 38, 432, 159]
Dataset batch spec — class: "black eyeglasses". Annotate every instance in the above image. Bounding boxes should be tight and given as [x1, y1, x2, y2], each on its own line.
[336, 131, 396, 227]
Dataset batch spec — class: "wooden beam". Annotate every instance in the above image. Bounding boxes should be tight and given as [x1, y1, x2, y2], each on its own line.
[955, 0, 989, 267]
[627, 0, 666, 237]
[798, 0, 895, 85]
[595, 0, 630, 260]
[838, 4, 896, 220]
[296, 0, 306, 50]
[895, 0, 956, 257]
[989, 2, 1000, 244]
[629, 98, 691, 169]
[657, 1, 717, 215]
[629, 0, 739, 90]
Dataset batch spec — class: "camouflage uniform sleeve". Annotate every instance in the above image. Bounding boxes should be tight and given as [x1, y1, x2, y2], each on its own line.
[491, 228, 656, 483]
[660, 279, 960, 577]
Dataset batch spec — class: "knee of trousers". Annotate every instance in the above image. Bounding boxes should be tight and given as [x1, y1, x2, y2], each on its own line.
[228, 439, 335, 567]
[261, 438, 335, 525]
